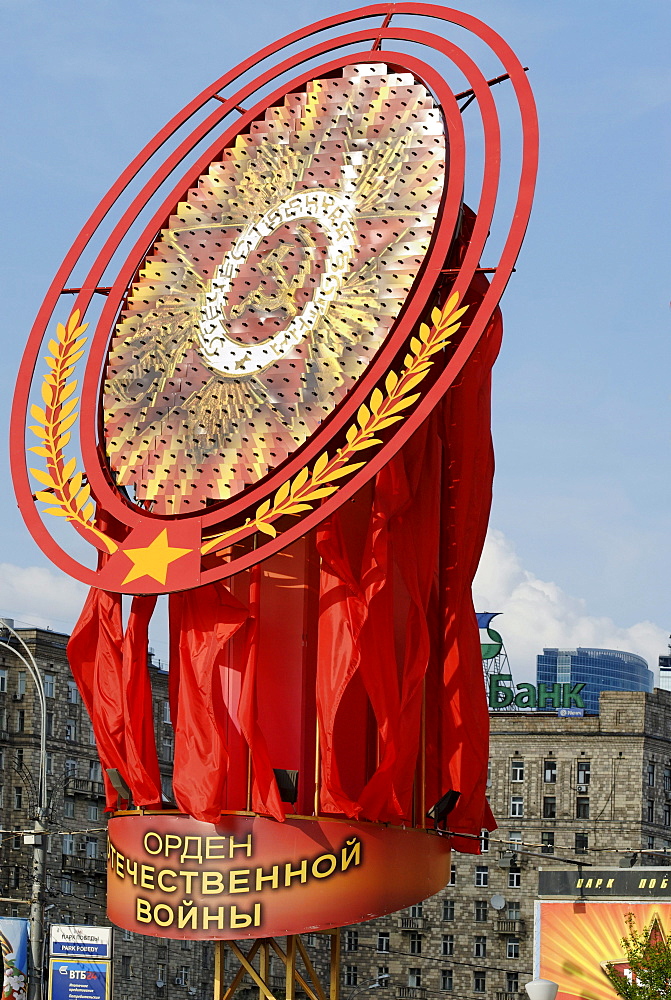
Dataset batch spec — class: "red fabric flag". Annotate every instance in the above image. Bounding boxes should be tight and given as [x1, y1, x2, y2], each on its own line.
[358, 414, 442, 822]
[168, 582, 250, 823]
[67, 588, 128, 811]
[237, 563, 286, 822]
[433, 297, 503, 848]
[121, 595, 162, 808]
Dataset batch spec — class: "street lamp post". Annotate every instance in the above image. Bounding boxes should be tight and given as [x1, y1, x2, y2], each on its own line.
[346, 974, 390, 1000]
[524, 979, 559, 1000]
[0, 620, 49, 1000]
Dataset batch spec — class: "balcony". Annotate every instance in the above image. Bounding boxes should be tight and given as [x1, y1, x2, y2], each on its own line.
[68, 778, 105, 798]
[397, 988, 426, 1000]
[397, 917, 427, 931]
[494, 919, 526, 934]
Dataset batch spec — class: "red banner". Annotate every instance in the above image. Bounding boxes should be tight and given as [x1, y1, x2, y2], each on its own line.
[107, 813, 451, 940]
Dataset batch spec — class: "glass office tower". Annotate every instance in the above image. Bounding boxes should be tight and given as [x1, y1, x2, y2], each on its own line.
[536, 647, 653, 714]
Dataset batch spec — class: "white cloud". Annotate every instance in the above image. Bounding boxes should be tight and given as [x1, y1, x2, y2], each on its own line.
[473, 530, 667, 684]
[0, 563, 87, 634]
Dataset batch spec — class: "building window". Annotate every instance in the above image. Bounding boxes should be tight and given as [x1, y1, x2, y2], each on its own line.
[441, 970, 453, 992]
[408, 969, 421, 989]
[543, 796, 556, 818]
[89, 760, 102, 782]
[577, 797, 590, 819]
[345, 967, 358, 988]
[163, 701, 171, 725]
[15, 749, 23, 770]
[474, 900, 488, 922]
[509, 831, 522, 846]
[474, 971, 486, 994]
[664, 767, 671, 792]
[0, 787, 4, 808]
[409, 932, 422, 955]
[511, 759, 524, 782]
[62, 834, 74, 856]
[541, 831, 555, 854]
[0, 669, 6, 693]
[443, 900, 455, 921]
[178, 967, 189, 987]
[664, 804, 670, 828]
[13, 787, 22, 809]
[65, 759, 77, 779]
[64, 798, 74, 818]
[507, 901, 521, 920]
[448, 865, 456, 886]
[65, 719, 76, 741]
[16, 710, 24, 733]
[45, 713, 53, 737]
[85, 838, 98, 859]
[648, 836, 655, 850]
[45, 753, 53, 775]
[162, 736, 174, 762]
[44, 674, 55, 698]
[575, 832, 589, 854]
[508, 868, 521, 889]
[577, 760, 591, 785]
[442, 935, 454, 957]
[16, 672, 26, 697]
[61, 876, 73, 896]
[480, 829, 489, 853]
[157, 963, 166, 986]
[377, 967, 389, 988]
[475, 866, 489, 887]
[88, 803, 99, 821]
[507, 972, 519, 993]
[507, 936, 520, 959]
[648, 762, 656, 786]
[66, 681, 79, 704]
[647, 800, 655, 823]
[510, 796, 523, 817]
[410, 903, 423, 918]
[377, 932, 389, 953]
[345, 930, 358, 952]
[473, 936, 486, 958]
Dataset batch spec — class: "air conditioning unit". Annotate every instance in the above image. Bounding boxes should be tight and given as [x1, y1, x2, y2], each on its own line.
[155, 981, 165, 989]
[577, 784, 588, 793]
[174, 976, 185, 987]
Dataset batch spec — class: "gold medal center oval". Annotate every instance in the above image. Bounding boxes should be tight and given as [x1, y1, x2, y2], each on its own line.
[103, 62, 446, 516]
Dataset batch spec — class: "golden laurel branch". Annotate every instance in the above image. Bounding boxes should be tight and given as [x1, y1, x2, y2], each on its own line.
[28, 311, 118, 554]
[201, 292, 468, 556]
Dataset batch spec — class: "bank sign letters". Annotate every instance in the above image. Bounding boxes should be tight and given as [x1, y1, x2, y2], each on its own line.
[48, 926, 112, 1000]
[488, 674, 586, 712]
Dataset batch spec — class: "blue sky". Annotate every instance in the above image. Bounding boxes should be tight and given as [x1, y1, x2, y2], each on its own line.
[1, 0, 669, 677]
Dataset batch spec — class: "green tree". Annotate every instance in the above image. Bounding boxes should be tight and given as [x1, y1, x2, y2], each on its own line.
[603, 912, 671, 998]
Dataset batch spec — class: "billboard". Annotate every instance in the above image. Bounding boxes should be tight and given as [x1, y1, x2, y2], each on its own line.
[10, 4, 538, 939]
[0, 917, 28, 1000]
[536, 900, 671, 1000]
[48, 926, 112, 1000]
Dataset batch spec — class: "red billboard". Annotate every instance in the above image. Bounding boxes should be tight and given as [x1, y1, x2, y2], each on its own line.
[108, 813, 451, 939]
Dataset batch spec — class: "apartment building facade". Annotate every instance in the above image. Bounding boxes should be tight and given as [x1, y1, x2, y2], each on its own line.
[340, 688, 671, 1000]
[0, 623, 215, 999]
[3, 620, 671, 1000]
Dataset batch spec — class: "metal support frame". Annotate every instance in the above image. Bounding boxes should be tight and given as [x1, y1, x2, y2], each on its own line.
[213, 930, 341, 1000]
